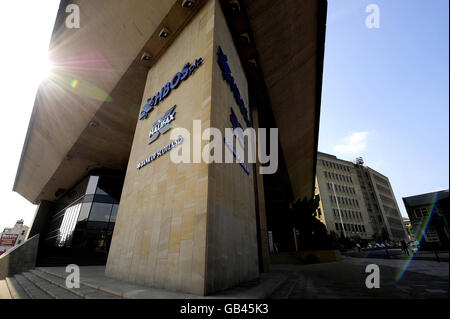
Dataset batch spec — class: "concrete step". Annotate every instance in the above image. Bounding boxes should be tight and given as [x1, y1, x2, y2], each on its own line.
[0, 279, 12, 299]
[22, 271, 82, 299]
[5, 277, 30, 299]
[14, 273, 53, 299]
[31, 268, 121, 299]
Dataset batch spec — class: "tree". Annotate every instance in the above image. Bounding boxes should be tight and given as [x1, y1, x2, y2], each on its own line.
[289, 195, 333, 250]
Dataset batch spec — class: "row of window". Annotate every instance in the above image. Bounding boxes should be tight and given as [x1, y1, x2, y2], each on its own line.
[423, 227, 440, 242]
[329, 195, 360, 207]
[375, 182, 391, 197]
[324, 171, 353, 184]
[321, 160, 351, 172]
[370, 215, 384, 225]
[387, 216, 404, 229]
[372, 174, 389, 187]
[380, 194, 395, 207]
[413, 207, 429, 219]
[333, 208, 362, 221]
[335, 223, 366, 233]
[326, 183, 356, 195]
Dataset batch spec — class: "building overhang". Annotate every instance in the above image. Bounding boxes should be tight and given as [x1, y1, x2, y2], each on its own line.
[14, 0, 326, 204]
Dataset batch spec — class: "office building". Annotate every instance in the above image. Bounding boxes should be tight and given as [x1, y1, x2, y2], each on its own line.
[354, 159, 408, 241]
[316, 152, 408, 242]
[403, 190, 449, 249]
[0, 220, 29, 256]
[315, 153, 374, 240]
[9, 0, 327, 295]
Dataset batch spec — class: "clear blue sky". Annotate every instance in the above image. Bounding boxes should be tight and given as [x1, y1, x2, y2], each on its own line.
[319, 0, 449, 217]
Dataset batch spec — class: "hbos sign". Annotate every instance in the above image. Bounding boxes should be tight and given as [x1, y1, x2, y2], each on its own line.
[139, 58, 203, 120]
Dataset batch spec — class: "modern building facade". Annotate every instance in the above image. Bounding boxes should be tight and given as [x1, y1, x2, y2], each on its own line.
[0, 220, 29, 256]
[11, 0, 327, 295]
[354, 159, 408, 242]
[315, 152, 408, 242]
[315, 152, 374, 240]
[403, 190, 449, 249]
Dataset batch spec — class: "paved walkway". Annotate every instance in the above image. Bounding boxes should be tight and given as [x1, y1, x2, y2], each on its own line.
[269, 256, 448, 299]
[344, 249, 449, 262]
[6, 256, 447, 299]
[344, 256, 449, 278]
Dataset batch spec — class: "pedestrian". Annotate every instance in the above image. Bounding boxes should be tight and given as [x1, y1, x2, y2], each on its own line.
[356, 243, 361, 252]
[401, 240, 409, 256]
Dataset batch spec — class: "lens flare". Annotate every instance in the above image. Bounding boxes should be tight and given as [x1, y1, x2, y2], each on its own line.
[71, 79, 79, 88]
[395, 192, 439, 281]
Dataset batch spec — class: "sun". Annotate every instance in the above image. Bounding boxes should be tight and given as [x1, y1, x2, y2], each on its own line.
[35, 54, 54, 82]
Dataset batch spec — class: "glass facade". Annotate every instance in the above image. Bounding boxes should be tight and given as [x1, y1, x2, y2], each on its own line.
[39, 173, 123, 265]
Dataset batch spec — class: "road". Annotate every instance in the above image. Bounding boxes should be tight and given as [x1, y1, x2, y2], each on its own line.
[268, 256, 449, 299]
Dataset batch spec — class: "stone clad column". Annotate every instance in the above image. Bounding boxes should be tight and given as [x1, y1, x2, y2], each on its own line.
[105, 0, 259, 295]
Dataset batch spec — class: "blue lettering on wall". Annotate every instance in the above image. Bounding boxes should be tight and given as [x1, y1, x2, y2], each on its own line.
[224, 137, 250, 175]
[217, 46, 252, 127]
[230, 107, 242, 130]
[139, 58, 203, 120]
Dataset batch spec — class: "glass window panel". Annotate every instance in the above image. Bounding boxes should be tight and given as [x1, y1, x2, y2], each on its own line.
[86, 176, 99, 195]
[96, 187, 109, 195]
[109, 204, 119, 223]
[83, 194, 95, 203]
[94, 194, 114, 204]
[78, 202, 92, 222]
[89, 202, 112, 222]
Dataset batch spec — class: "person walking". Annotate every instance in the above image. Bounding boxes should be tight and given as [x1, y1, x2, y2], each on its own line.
[401, 240, 409, 256]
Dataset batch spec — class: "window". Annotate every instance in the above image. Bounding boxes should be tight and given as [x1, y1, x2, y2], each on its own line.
[88, 202, 113, 222]
[109, 204, 119, 223]
[414, 207, 428, 218]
